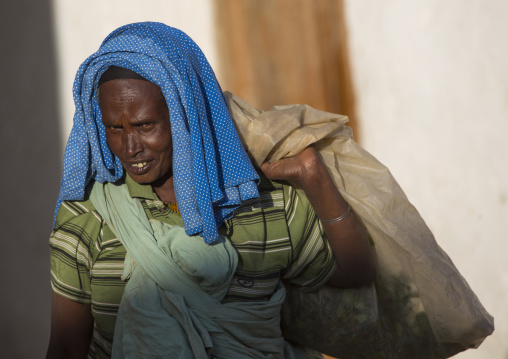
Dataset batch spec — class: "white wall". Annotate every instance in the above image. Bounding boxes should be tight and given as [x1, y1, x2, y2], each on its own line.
[52, 0, 219, 145]
[344, 1, 508, 358]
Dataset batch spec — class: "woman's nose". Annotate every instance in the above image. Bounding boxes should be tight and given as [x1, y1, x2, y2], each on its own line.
[123, 131, 143, 157]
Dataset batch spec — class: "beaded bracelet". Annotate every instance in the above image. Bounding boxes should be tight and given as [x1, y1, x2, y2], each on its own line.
[320, 203, 351, 223]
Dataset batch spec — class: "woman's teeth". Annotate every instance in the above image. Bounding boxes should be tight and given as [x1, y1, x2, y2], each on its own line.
[132, 162, 147, 168]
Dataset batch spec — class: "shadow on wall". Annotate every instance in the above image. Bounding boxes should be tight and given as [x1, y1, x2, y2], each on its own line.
[0, 1, 61, 357]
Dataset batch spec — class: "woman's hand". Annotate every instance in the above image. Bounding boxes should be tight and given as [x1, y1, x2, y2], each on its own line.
[260, 147, 323, 189]
[261, 147, 376, 288]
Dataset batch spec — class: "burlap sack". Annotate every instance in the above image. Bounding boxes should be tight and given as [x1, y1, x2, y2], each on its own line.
[225, 92, 494, 358]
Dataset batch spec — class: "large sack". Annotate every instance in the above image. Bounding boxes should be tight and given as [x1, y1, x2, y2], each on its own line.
[225, 92, 494, 358]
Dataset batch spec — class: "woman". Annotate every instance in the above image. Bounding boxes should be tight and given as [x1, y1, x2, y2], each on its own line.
[47, 22, 374, 358]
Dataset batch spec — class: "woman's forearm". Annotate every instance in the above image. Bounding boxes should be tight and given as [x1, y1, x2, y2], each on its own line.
[261, 147, 376, 287]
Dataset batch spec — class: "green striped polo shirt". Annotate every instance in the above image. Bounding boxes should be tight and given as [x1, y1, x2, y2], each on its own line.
[50, 174, 336, 358]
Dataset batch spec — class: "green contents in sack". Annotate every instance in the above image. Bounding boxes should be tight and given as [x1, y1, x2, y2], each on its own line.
[281, 277, 464, 359]
[281, 281, 382, 358]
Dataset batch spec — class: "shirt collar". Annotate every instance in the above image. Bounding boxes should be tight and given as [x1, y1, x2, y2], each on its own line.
[125, 174, 158, 200]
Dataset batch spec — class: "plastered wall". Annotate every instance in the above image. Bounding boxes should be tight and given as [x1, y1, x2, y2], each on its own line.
[344, 1, 508, 358]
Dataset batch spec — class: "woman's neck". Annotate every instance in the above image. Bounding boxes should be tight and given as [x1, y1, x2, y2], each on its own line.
[151, 173, 176, 203]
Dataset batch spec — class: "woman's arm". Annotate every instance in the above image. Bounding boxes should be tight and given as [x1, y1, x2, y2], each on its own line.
[260, 147, 376, 287]
[46, 293, 94, 359]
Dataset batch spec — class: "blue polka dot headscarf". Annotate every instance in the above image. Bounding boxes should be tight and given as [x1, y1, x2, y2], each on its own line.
[56, 22, 259, 243]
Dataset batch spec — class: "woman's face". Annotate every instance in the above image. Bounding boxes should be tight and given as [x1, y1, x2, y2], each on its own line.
[99, 79, 173, 186]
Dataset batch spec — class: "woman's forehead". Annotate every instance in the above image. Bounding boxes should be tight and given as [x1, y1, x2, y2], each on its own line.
[98, 78, 164, 104]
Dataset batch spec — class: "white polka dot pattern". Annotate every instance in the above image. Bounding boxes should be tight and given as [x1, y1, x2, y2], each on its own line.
[55, 22, 260, 243]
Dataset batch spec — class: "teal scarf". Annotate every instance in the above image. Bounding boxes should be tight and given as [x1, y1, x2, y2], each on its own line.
[90, 181, 287, 358]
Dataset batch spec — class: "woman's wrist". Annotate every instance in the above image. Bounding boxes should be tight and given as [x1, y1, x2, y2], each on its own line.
[297, 157, 349, 219]
[319, 203, 351, 223]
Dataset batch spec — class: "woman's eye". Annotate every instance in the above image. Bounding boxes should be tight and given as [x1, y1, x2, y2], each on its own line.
[107, 126, 122, 134]
[139, 123, 154, 131]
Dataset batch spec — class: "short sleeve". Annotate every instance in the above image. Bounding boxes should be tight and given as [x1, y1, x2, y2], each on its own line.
[49, 200, 103, 304]
[281, 185, 337, 292]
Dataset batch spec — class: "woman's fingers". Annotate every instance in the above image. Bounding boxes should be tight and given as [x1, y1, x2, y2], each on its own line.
[260, 156, 302, 182]
[260, 147, 323, 187]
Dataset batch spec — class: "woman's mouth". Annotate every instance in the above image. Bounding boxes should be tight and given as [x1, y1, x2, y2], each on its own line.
[125, 160, 153, 175]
